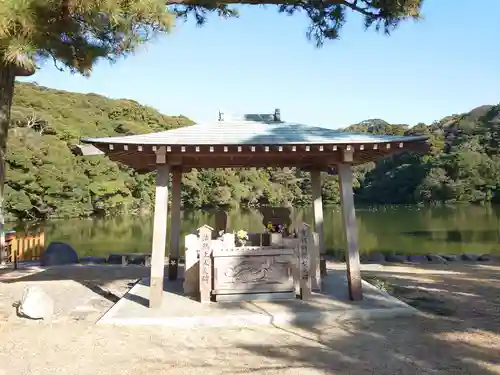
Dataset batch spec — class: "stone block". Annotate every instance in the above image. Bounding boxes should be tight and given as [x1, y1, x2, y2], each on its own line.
[385, 254, 407, 263]
[80, 256, 107, 264]
[407, 255, 429, 263]
[477, 254, 492, 261]
[18, 286, 54, 320]
[40, 242, 78, 266]
[107, 254, 122, 265]
[426, 254, 447, 263]
[361, 252, 386, 263]
[461, 253, 478, 261]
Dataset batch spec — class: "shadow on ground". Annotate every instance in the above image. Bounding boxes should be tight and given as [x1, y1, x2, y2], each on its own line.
[1, 263, 500, 374]
[0, 265, 150, 303]
[230, 262, 500, 374]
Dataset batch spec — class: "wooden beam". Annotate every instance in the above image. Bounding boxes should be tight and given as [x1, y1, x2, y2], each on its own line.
[173, 154, 339, 169]
[149, 159, 170, 308]
[310, 170, 326, 287]
[169, 147, 338, 157]
[156, 146, 166, 164]
[169, 167, 182, 281]
[338, 163, 363, 301]
[91, 139, 430, 172]
[342, 146, 354, 163]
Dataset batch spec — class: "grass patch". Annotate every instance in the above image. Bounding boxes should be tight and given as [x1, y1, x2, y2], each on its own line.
[364, 276, 394, 293]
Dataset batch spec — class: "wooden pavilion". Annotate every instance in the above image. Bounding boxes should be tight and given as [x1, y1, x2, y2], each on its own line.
[80, 111, 429, 308]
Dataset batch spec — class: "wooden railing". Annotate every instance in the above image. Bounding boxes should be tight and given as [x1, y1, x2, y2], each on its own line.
[5, 231, 45, 264]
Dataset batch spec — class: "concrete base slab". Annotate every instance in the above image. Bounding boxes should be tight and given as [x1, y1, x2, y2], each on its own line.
[215, 291, 296, 302]
[98, 268, 417, 328]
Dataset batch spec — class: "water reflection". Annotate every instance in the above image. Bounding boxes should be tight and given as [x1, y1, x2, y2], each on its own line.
[404, 230, 500, 243]
[15, 205, 500, 257]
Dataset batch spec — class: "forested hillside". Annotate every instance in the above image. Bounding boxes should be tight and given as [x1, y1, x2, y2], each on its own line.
[5, 82, 500, 220]
[5, 82, 193, 220]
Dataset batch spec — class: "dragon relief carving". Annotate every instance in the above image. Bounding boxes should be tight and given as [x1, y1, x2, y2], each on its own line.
[223, 257, 287, 284]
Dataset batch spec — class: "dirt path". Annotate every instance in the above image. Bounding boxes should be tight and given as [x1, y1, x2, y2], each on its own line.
[0, 263, 499, 375]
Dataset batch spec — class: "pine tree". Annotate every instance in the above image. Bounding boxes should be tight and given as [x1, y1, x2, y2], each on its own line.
[0, 0, 423, 258]
[0, 0, 174, 258]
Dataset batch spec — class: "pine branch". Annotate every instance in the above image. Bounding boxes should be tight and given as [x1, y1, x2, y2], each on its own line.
[168, 0, 424, 45]
[165, 0, 400, 18]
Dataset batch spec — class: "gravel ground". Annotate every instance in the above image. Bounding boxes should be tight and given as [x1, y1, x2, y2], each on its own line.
[0, 263, 499, 375]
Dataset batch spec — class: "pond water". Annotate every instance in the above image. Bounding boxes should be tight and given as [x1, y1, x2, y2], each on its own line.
[14, 205, 500, 257]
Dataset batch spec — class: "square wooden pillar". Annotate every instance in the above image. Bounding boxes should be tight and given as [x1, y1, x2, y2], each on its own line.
[310, 170, 326, 281]
[149, 149, 170, 309]
[169, 167, 182, 280]
[338, 163, 363, 301]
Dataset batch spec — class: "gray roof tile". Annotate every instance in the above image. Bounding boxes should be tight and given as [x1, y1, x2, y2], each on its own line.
[81, 119, 427, 146]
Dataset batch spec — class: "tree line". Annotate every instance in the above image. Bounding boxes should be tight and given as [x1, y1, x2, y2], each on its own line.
[5, 82, 500, 221]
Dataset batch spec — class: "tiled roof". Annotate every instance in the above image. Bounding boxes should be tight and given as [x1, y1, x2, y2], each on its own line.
[81, 118, 428, 146]
[73, 144, 104, 156]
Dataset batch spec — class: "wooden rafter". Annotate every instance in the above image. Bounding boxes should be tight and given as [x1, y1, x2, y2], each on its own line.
[89, 139, 429, 171]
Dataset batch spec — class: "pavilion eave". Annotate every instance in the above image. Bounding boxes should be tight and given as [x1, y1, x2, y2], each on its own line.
[85, 139, 430, 172]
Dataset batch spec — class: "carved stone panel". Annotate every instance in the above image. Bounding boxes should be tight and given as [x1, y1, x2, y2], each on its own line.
[213, 254, 294, 294]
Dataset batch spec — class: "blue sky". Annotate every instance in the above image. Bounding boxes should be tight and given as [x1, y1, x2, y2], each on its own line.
[19, 0, 500, 128]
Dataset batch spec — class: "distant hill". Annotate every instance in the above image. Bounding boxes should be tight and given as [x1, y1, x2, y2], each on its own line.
[5, 82, 500, 220]
[6, 82, 193, 220]
[344, 118, 409, 136]
[351, 103, 500, 204]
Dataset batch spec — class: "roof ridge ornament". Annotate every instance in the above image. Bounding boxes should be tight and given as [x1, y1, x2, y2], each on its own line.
[216, 110, 281, 122]
[273, 108, 281, 122]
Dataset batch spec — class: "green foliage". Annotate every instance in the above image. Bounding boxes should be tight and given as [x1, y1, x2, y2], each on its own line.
[6, 82, 500, 221]
[171, 1, 423, 46]
[0, 0, 174, 73]
[355, 106, 500, 205]
[5, 82, 193, 220]
[364, 276, 393, 294]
